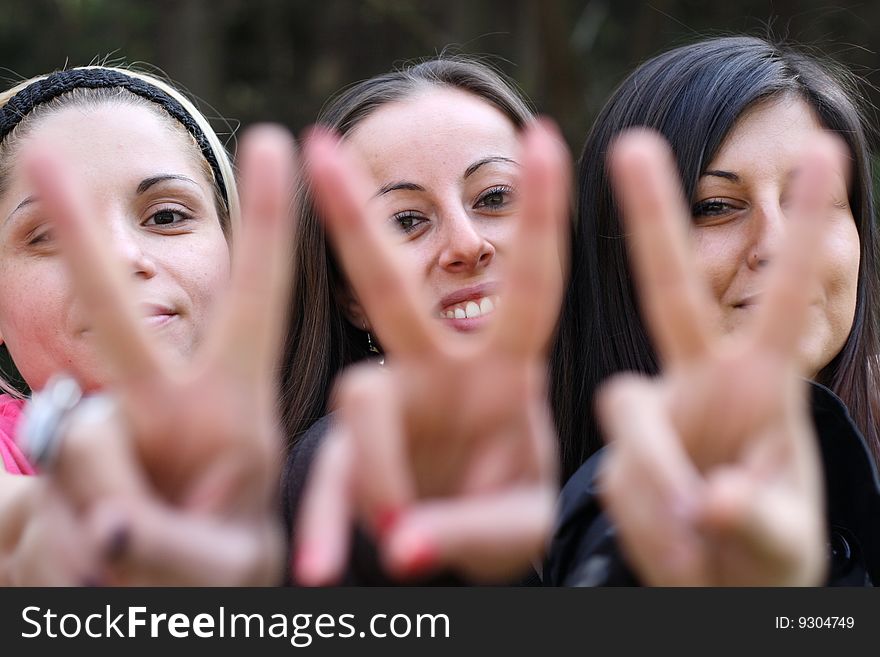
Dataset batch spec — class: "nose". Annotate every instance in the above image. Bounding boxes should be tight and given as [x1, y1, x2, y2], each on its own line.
[109, 218, 157, 279]
[747, 202, 786, 271]
[437, 206, 495, 273]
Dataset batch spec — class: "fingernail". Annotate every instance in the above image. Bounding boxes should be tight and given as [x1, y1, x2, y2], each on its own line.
[399, 538, 438, 579]
[375, 506, 402, 538]
[295, 544, 325, 586]
[104, 525, 130, 562]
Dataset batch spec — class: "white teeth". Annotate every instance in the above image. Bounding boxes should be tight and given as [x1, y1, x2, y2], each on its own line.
[441, 295, 500, 320]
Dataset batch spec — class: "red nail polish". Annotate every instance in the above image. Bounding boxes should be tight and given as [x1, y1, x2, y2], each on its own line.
[401, 540, 438, 579]
[375, 506, 402, 538]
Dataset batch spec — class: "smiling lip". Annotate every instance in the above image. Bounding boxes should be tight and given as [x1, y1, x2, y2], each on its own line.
[437, 283, 500, 313]
[142, 313, 177, 328]
[734, 293, 822, 310]
[733, 294, 763, 309]
[140, 303, 179, 328]
[80, 303, 179, 334]
[436, 283, 500, 332]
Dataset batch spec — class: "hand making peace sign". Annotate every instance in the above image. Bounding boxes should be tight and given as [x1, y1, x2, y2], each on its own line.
[20, 125, 297, 585]
[595, 130, 838, 585]
[295, 121, 570, 584]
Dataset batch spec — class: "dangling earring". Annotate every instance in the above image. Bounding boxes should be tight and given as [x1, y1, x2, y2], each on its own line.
[364, 324, 385, 366]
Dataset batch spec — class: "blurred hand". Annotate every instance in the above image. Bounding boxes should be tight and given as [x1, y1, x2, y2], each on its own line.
[2, 475, 96, 586]
[20, 125, 298, 585]
[294, 121, 570, 584]
[595, 130, 833, 586]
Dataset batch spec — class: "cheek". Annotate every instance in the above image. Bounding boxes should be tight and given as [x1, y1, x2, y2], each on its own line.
[190, 240, 231, 303]
[0, 261, 72, 377]
[690, 228, 746, 302]
[396, 240, 434, 281]
[820, 219, 860, 332]
[0, 260, 70, 333]
[179, 236, 231, 313]
[477, 217, 515, 248]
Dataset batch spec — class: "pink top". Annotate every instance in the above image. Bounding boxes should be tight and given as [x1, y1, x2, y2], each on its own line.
[0, 394, 35, 475]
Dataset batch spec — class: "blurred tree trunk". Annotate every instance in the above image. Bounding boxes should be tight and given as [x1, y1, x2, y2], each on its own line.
[153, 0, 219, 105]
[628, 0, 674, 65]
[525, 0, 585, 147]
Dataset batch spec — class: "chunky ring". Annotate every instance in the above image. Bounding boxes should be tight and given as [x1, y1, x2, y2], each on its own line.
[19, 374, 83, 471]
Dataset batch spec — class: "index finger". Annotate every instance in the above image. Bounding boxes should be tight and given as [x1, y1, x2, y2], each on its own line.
[304, 129, 440, 358]
[491, 119, 571, 358]
[207, 124, 298, 381]
[25, 150, 165, 385]
[609, 130, 715, 366]
[336, 365, 413, 536]
[751, 134, 843, 363]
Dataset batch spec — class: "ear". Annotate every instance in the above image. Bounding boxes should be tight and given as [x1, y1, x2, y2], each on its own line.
[334, 285, 370, 332]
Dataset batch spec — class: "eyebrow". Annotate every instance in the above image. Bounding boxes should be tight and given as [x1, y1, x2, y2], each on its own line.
[136, 174, 200, 195]
[464, 156, 518, 179]
[375, 181, 426, 197]
[701, 169, 740, 183]
[373, 156, 520, 198]
[7, 195, 37, 223]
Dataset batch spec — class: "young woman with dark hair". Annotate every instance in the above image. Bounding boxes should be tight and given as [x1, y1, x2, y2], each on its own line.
[546, 36, 880, 586]
[281, 57, 570, 584]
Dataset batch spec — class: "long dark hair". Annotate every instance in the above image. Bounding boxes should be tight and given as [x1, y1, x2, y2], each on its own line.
[279, 57, 534, 450]
[551, 36, 880, 479]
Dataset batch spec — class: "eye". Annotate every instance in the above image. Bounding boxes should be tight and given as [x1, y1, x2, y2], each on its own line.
[144, 208, 192, 228]
[27, 227, 54, 247]
[474, 185, 515, 212]
[390, 211, 428, 235]
[691, 197, 742, 223]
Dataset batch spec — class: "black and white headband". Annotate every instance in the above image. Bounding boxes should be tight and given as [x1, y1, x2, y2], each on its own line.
[0, 68, 229, 208]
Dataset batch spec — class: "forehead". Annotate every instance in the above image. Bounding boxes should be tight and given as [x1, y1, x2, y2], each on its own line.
[345, 86, 520, 182]
[18, 102, 206, 183]
[708, 95, 825, 175]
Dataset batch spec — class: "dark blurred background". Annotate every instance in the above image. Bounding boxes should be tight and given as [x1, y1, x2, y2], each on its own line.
[1, 0, 877, 151]
[0, 0, 877, 389]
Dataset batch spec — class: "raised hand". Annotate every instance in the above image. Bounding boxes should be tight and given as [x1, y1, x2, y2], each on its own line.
[294, 121, 570, 584]
[21, 125, 298, 585]
[595, 130, 836, 586]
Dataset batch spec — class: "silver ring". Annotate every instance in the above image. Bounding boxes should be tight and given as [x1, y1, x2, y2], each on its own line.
[20, 374, 83, 471]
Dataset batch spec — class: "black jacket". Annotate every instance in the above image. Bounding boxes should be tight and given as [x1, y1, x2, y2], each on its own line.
[543, 382, 880, 586]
